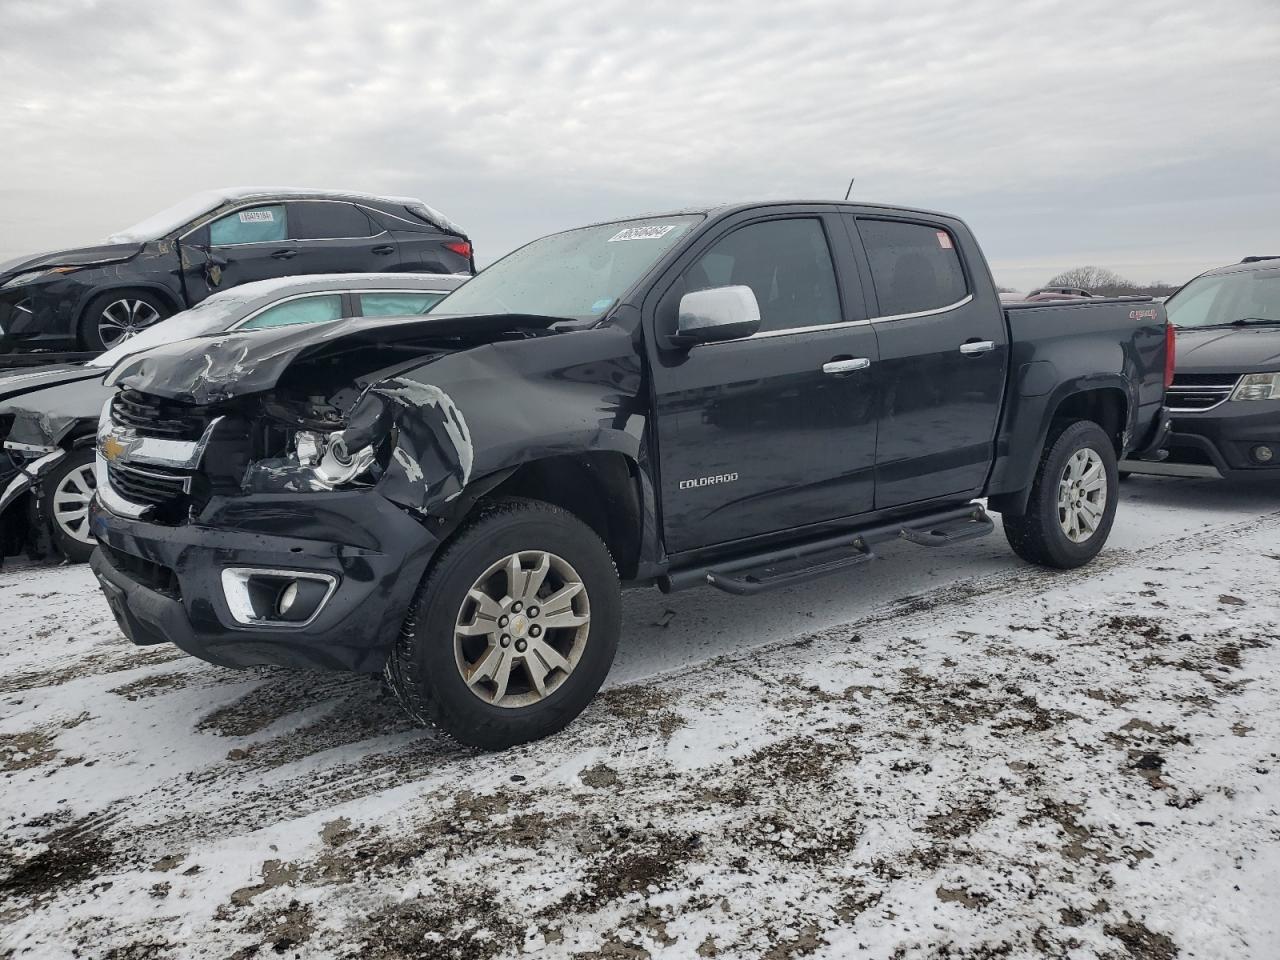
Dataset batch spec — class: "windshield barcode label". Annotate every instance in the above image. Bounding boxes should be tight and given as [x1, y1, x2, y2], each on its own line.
[608, 225, 676, 242]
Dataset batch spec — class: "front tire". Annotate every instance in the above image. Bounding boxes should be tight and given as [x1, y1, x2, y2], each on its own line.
[386, 497, 620, 750]
[1002, 420, 1118, 569]
[41, 448, 98, 563]
[79, 290, 171, 352]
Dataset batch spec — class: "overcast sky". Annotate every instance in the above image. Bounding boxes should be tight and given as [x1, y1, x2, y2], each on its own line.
[2, 0, 1277, 290]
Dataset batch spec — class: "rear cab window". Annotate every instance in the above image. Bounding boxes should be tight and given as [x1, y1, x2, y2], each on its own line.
[855, 218, 968, 317]
[209, 204, 287, 246]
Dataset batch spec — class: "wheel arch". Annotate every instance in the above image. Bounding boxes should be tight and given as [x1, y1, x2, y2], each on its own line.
[447, 452, 648, 580]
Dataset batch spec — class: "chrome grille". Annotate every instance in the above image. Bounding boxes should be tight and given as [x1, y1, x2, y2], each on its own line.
[110, 390, 211, 440]
[106, 462, 191, 508]
[1167, 374, 1240, 412]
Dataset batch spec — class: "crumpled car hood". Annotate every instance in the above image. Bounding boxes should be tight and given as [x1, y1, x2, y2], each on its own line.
[1175, 327, 1280, 374]
[0, 242, 143, 280]
[110, 312, 564, 405]
[1, 375, 113, 448]
[0, 364, 104, 402]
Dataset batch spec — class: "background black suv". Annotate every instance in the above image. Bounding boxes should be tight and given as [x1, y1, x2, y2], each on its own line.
[1123, 255, 1280, 479]
[0, 188, 474, 353]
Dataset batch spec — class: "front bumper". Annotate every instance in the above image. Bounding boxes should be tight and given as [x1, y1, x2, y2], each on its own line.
[89, 489, 440, 673]
[1120, 400, 1280, 479]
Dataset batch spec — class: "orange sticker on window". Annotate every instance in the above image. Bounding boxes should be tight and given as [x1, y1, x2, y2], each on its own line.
[936, 231, 953, 249]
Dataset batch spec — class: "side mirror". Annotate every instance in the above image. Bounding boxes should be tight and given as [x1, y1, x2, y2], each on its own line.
[675, 285, 761, 346]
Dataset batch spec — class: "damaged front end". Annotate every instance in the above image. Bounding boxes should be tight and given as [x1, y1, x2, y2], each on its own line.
[89, 313, 559, 672]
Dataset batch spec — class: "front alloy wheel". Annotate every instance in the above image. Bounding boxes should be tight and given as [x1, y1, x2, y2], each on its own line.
[98, 298, 163, 349]
[52, 462, 97, 547]
[455, 550, 591, 707]
[385, 497, 621, 750]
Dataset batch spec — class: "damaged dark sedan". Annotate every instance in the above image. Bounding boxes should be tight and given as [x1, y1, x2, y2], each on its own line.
[1, 272, 466, 563]
[0, 188, 473, 353]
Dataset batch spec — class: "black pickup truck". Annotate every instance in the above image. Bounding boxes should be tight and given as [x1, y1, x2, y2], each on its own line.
[89, 201, 1172, 749]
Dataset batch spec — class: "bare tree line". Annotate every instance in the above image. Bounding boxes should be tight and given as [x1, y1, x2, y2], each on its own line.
[1042, 266, 1181, 298]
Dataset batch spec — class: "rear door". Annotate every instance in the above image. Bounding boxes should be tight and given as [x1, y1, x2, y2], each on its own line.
[847, 215, 1007, 507]
[287, 201, 398, 274]
[647, 208, 880, 554]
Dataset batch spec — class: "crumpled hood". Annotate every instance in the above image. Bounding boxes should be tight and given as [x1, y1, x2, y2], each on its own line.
[0, 363, 104, 402]
[1175, 327, 1280, 375]
[110, 312, 563, 405]
[1, 375, 113, 448]
[0, 242, 144, 280]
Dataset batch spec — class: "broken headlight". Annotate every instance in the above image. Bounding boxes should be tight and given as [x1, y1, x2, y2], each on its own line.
[242, 394, 393, 493]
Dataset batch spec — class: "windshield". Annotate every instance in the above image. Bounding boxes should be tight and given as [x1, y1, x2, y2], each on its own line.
[432, 215, 702, 321]
[105, 190, 227, 243]
[1167, 269, 1280, 329]
[87, 296, 250, 368]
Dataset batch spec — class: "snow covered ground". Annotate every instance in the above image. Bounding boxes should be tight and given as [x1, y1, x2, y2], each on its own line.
[1, 476, 1278, 959]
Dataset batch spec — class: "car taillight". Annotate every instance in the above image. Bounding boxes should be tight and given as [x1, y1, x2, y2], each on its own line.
[1164, 322, 1176, 390]
[443, 240, 472, 259]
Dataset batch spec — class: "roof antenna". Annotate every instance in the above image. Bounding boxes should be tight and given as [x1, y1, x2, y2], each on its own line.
[843, 177, 855, 201]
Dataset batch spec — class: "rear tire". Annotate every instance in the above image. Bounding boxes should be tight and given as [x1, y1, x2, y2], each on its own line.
[385, 497, 620, 750]
[1002, 420, 1118, 569]
[78, 290, 171, 352]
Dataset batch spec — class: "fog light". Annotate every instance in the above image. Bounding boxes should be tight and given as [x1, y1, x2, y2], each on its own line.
[277, 581, 299, 616]
[1253, 445, 1274, 463]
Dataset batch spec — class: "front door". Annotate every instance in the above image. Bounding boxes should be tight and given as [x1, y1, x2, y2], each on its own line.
[848, 215, 1007, 507]
[648, 212, 879, 554]
[182, 202, 297, 303]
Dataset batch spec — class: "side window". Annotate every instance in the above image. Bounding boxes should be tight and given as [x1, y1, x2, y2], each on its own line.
[290, 201, 377, 240]
[238, 294, 344, 330]
[857, 219, 968, 317]
[358, 292, 446, 316]
[208, 204, 287, 246]
[685, 218, 841, 334]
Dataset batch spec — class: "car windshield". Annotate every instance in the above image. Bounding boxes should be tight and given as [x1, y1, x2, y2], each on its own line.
[431, 215, 703, 322]
[87, 296, 251, 368]
[105, 190, 228, 243]
[1167, 269, 1280, 329]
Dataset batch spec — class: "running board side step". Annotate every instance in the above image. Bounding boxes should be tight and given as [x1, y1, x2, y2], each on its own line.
[661, 503, 993, 596]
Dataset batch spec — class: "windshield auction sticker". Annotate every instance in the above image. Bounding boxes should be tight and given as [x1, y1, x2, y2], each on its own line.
[239, 210, 275, 223]
[608, 225, 677, 242]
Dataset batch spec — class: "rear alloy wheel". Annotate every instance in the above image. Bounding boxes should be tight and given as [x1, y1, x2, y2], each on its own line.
[41, 448, 98, 563]
[1002, 419, 1119, 569]
[79, 291, 170, 352]
[386, 497, 620, 749]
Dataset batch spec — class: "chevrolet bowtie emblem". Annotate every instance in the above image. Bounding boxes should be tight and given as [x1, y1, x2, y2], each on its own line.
[101, 435, 128, 463]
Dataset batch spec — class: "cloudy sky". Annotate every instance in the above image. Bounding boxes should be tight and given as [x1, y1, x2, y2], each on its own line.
[1, 0, 1277, 290]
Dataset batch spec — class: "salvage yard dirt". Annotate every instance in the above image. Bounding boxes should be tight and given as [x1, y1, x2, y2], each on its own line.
[2, 478, 1278, 959]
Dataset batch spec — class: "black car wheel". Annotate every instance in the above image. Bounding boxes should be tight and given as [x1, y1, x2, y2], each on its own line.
[79, 290, 171, 352]
[1003, 420, 1119, 569]
[40, 447, 98, 563]
[385, 497, 620, 750]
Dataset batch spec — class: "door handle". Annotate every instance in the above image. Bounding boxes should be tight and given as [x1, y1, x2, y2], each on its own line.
[822, 357, 871, 375]
[371, 244, 395, 255]
[959, 340, 995, 355]
[271, 249, 298, 260]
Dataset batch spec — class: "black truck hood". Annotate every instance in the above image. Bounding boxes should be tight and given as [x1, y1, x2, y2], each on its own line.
[1175, 326, 1280, 376]
[0, 242, 143, 280]
[111, 312, 566, 405]
[0, 363, 105, 402]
